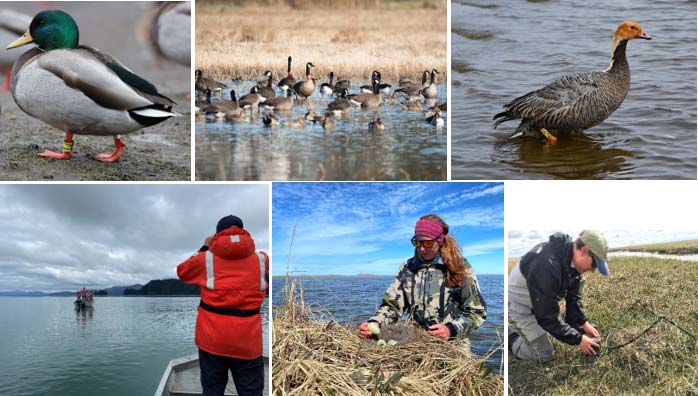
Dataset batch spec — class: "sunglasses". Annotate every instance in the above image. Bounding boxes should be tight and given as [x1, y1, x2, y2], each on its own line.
[411, 238, 437, 248]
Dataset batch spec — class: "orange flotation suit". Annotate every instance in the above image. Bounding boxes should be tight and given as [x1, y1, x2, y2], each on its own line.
[177, 227, 268, 359]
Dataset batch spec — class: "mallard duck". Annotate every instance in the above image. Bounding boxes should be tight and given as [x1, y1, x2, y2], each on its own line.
[7, 10, 178, 162]
[493, 21, 651, 143]
[0, 9, 32, 91]
[148, 2, 190, 67]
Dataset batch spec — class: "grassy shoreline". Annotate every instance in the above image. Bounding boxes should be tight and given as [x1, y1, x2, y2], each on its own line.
[195, 6, 446, 82]
[609, 239, 698, 255]
[508, 256, 698, 396]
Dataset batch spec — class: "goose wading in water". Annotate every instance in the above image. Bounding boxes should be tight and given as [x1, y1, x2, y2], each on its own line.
[7, 10, 178, 162]
[493, 21, 651, 144]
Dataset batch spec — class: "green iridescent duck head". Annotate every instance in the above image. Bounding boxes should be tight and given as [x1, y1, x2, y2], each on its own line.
[7, 10, 79, 51]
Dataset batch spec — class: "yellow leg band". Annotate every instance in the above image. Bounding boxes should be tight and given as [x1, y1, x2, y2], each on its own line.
[540, 128, 558, 144]
[62, 140, 74, 153]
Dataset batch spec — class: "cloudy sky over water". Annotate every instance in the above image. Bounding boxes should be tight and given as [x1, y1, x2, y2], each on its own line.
[0, 185, 269, 292]
[272, 182, 504, 276]
[508, 230, 698, 258]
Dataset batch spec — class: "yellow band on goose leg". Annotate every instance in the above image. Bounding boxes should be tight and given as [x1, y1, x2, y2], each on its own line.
[540, 128, 558, 144]
[62, 140, 74, 153]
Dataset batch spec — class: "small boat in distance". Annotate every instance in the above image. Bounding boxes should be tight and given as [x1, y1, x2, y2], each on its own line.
[154, 354, 269, 396]
[74, 289, 94, 309]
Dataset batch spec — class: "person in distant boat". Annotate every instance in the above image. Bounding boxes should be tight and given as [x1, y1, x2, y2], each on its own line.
[508, 231, 609, 362]
[177, 215, 269, 396]
[358, 214, 487, 351]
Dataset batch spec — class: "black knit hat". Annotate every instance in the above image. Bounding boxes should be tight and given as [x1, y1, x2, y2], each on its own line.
[216, 215, 243, 233]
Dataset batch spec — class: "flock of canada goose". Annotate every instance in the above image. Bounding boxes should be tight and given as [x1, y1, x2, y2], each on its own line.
[195, 56, 446, 131]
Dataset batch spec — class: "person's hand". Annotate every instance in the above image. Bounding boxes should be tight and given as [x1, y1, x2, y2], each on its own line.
[578, 335, 600, 355]
[204, 235, 214, 247]
[582, 321, 600, 338]
[359, 322, 373, 339]
[427, 324, 450, 339]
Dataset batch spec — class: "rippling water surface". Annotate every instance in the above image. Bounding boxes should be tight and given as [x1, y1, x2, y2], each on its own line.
[0, 297, 269, 396]
[195, 81, 447, 181]
[451, 0, 696, 179]
[272, 275, 503, 372]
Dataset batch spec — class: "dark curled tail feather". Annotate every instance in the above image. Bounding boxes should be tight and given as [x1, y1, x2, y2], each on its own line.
[492, 111, 514, 129]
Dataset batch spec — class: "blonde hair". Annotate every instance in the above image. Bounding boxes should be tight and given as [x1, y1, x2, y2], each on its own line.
[420, 214, 472, 288]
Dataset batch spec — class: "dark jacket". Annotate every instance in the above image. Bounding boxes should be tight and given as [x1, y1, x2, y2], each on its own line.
[519, 233, 587, 345]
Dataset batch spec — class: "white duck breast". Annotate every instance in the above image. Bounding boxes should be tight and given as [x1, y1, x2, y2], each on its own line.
[13, 48, 161, 136]
[155, 2, 191, 66]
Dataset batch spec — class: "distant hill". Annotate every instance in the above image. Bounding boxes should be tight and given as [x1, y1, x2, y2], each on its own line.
[124, 279, 199, 296]
[104, 284, 144, 296]
[0, 289, 108, 297]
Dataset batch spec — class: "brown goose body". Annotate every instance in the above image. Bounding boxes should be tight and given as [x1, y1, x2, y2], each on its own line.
[293, 62, 315, 98]
[493, 21, 652, 139]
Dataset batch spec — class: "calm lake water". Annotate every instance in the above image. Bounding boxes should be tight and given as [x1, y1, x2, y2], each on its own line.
[272, 274, 503, 372]
[451, 0, 696, 179]
[0, 297, 269, 396]
[195, 81, 447, 181]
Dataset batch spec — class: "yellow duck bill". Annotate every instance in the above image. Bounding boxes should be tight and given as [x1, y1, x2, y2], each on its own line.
[7, 31, 34, 49]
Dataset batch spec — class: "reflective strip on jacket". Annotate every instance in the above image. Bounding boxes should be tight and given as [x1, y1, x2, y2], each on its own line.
[177, 227, 269, 359]
[369, 255, 486, 338]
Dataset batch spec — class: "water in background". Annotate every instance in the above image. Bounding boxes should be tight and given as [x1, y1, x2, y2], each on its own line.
[0, 297, 269, 396]
[195, 81, 447, 181]
[451, 0, 696, 179]
[272, 274, 503, 372]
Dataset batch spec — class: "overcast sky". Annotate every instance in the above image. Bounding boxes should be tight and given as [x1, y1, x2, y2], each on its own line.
[272, 182, 504, 276]
[509, 230, 698, 258]
[0, 185, 269, 292]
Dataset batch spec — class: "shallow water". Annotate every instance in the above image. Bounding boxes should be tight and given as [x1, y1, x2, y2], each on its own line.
[609, 251, 698, 262]
[272, 275, 503, 372]
[195, 81, 447, 181]
[0, 297, 269, 396]
[451, 0, 697, 179]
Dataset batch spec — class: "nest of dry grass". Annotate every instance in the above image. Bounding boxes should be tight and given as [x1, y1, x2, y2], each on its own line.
[272, 278, 503, 396]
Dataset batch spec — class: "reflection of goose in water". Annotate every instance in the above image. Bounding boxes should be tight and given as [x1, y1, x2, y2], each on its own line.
[493, 21, 651, 143]
[494, 133, 635, 179]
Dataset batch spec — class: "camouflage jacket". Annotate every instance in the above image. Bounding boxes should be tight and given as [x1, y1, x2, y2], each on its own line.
[368, 254, 487, 338]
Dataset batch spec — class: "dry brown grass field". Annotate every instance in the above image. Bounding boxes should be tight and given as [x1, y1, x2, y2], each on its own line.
[195, 4, 446, 82]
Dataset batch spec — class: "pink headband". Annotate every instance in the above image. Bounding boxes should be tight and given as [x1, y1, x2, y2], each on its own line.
[414, 218, 444, 242]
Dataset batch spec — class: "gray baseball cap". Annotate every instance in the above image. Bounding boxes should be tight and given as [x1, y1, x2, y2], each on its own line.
[579, 230, 609, 276]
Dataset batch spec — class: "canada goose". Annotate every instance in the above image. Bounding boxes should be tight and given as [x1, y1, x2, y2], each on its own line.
[421, 69, 439, 99]
[493, 21, 652, 143]
[426, 107, 444, 127]
[278, 56, 296, 91]
[263, 113, 280, 127]
[225, 108, 248, 123]
[293, 62, 316, 98]
[348, 79, 381, 108]
[238, 86, 263, 109]
[368, 118, 385, 132]
[320, 72, 335, 95]
[333, 77, 351, 94]
[195, 69, 227, 93]
[262, 89, 294, 111]
[424, 102, 447, 118]
[286, 117, 305, 128]
[401, 98, 424, 111]
[321, 114, 336, 130]
[257, 70, 276, 100]
[399, 76, 415, 86]
[218, 90, 240, 112]
[305, 109, 318, 121]
[327, 88, 351, 115]
[394, 70, 429, 97]
[360, 71, 391, 95]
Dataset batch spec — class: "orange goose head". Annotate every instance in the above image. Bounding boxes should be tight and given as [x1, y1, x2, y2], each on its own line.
[611, 21, 651, 51]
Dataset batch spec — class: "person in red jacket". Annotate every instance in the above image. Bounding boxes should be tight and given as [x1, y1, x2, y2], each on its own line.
[177, 215, 269, 396]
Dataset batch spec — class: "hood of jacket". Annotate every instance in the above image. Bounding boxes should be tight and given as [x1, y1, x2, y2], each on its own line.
[209, 227, 256, 260]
